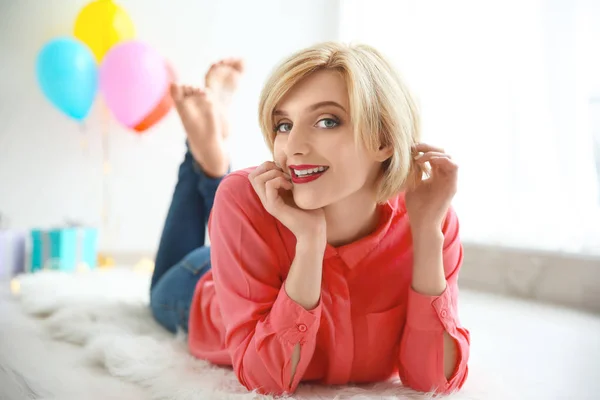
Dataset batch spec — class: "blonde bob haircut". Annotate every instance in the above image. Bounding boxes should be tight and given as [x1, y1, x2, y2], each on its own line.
[258, 41, 424, 204]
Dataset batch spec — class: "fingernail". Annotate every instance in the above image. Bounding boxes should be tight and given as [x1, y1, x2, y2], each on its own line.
[414, 153, 423, 160]
[283, 173, 291, 180]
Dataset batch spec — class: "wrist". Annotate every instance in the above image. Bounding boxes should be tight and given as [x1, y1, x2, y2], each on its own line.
[411, 223, 444, 244]
[296, 234, 327, 254]
[411, 228, 446, 296]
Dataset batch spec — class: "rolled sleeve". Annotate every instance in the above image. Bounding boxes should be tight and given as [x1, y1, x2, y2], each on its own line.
[406, 285, 457, 332]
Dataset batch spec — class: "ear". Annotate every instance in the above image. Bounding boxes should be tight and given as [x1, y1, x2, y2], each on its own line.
[374, 144, 394, 162]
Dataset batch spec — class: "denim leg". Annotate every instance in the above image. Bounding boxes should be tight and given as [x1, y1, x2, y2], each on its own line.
[192, 158, 227, 228]
[152, 150, 204, 289]
[150, 246, 212, 333]
[151, 146, 227, 290]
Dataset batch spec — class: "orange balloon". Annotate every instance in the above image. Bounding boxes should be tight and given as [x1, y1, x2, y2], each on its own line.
[133, 63, 176, 133]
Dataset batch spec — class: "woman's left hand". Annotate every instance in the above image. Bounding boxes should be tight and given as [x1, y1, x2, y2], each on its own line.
[405, 143, 458, 232]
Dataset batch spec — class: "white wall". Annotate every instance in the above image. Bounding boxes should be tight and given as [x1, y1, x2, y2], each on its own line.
[0, 0, 341, 253]
[339, 0, 600, 256]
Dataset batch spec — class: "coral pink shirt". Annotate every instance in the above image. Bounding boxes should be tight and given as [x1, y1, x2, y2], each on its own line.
[188, 168, 470, 395]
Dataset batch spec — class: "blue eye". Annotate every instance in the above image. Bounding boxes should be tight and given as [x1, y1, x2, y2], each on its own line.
[316, 118, 339, 129]
[275, 122, 292, 133]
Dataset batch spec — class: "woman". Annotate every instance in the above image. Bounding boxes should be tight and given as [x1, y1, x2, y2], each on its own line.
[150, 42, 470, 396]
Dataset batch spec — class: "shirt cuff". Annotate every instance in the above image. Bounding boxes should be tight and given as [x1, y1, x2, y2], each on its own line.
[406, 285, 457, 332]
[266, 286, 322, 345]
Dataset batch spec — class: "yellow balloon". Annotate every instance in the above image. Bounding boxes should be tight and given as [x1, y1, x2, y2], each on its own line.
[74, 0, 135, 63]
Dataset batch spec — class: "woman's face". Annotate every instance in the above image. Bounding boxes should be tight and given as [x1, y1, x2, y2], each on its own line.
[273, 70, 390, 210]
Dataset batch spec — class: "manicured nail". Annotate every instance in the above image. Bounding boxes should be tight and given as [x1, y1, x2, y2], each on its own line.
[414, 153, 423, 160]
[283, 173, 291, 180]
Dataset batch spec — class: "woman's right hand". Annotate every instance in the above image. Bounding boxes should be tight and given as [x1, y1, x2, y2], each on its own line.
[249, 161, 326, 245]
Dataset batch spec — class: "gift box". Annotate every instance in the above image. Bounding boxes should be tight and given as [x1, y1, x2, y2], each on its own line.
[0, 230, 26, 280]
[30, 227, 98, 273]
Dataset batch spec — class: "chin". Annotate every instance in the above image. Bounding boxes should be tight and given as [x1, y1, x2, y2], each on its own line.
[292, 190, 331, 210]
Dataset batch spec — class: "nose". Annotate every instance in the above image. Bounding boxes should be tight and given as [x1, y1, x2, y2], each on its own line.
[284, 126, 311, 156]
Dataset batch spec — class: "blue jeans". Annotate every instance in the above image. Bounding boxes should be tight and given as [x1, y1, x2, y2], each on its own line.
[149, 148, 225, 333]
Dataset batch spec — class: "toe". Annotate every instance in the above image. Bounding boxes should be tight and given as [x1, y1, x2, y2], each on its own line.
[221, 57, 244, 72]
[182, 85, 192, 96]
[205, 64, 218, 84]
[169, 83, 183, 102]
[232, 58, 245, 72]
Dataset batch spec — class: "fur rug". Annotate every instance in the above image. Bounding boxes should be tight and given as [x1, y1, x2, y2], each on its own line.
[1, 268, 498, 400]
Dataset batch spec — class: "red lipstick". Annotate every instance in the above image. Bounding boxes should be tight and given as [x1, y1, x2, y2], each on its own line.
[288, 164, 329, 184]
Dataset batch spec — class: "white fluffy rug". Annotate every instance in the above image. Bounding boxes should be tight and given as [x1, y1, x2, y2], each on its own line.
[0, 268, 502, 400]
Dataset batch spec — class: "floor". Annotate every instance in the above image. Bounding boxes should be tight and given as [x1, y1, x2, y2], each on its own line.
[0, 273, 599, 400]
[457, 290, 600, 399]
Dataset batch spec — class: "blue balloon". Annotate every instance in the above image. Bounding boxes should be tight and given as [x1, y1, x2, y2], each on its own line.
[36, 37, 98, 121]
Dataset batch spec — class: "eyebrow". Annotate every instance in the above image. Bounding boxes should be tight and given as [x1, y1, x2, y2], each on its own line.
[273, 101, 347, 117]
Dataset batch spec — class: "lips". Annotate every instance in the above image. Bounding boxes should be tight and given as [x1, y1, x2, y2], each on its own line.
[288, 164, 329, 184]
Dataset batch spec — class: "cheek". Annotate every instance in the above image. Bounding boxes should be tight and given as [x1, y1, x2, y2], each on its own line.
[334, 145, 376, 182]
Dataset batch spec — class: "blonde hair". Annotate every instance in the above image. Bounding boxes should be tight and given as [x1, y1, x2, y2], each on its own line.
[258, 41, 424, 203]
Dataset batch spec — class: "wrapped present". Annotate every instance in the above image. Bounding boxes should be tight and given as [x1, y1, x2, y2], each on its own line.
[0, 230, 26, 280]
[30, 227, 98, 273]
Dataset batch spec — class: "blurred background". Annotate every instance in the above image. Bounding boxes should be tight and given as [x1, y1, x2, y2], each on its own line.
[0, 0, 338, 254]
[1, 0, 599, 300]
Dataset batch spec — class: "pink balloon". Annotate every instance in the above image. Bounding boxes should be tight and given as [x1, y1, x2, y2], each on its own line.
[99, 41, 169, 128]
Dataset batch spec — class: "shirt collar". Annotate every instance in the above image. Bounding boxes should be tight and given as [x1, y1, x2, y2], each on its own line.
[326, 197, 403, 268]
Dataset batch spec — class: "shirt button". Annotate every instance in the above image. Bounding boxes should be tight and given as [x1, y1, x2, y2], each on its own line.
[297, 324, 307, 332]
[440, 309, 448, 318]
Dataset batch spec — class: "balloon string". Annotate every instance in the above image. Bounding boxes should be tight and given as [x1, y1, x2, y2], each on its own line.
[101, 101, 111, 234]
[98, 99, 113, 267]
[79, 121, 89, 155]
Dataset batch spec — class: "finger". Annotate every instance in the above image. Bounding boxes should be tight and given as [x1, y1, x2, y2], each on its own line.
[414, 151, 451, 163]
[266, 176, 293, 195]
[414, 143, 445, 154]
[256, 169, 289, 185]
[261, 161, 280, 172]
[265, 177, 294, 213]
[249, 163, 276, 202]
[250, 169, 280, 203]
[251, 168, 290, 204]
[248, 161, 279, 180]
[428, 156, 459, 173]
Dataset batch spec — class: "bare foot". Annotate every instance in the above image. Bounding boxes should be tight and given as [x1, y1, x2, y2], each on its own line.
[205, 58, 245, 140]
[170, 84, 228, 178]
[205, 58, 244, 106]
